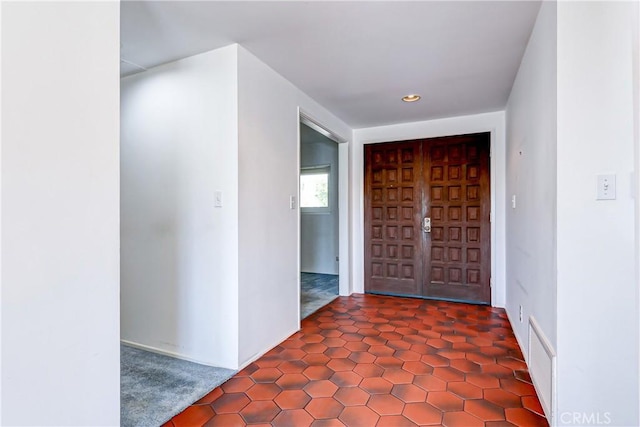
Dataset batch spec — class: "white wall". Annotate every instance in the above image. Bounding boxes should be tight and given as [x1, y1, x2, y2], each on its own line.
[120, 46, 239, 368]
[121, 44, 350, 370]
[237, 46, 351, 365]
[556, 2, 638, 425]
[635, 4, 640, 423]
[300, 125, 340, 275]
[352, 112, 507, 307]
[505, 0, 557, 360]
[1, 2, 3, 414]
[1, 2, 120, 425]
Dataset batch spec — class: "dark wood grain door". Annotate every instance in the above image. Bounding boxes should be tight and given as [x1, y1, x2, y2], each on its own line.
[364, 133, 491, 304]
[364, 141, 424, 296]
[422, 134, 491, 303]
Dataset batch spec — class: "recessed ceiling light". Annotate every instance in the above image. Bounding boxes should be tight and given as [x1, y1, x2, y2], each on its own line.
[402, 94, 421, 103]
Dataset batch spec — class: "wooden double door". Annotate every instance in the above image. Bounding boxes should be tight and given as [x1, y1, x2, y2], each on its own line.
[364, 133, 491, 304]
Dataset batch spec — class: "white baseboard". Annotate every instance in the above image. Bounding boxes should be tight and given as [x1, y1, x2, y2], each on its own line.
[123, 324, 303, 372]
[237, 326, 301, 371]
[120, 339, 231, 369]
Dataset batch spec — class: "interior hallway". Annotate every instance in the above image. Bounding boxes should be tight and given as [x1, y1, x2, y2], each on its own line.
[165, 294, 547, 426]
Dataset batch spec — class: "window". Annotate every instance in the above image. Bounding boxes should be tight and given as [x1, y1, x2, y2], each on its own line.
[300, 165, 330, 212]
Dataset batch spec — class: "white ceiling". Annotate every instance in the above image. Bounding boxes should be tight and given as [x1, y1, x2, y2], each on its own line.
[121, 1, 541, 128]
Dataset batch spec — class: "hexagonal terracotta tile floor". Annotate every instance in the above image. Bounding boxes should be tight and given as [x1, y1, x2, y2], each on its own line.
[164, 294, 548, 426]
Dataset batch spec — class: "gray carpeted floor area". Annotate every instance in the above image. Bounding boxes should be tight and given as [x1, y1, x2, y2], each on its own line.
[301, 273, 339, 319]
[120, 344, 235, 427]
[120, 274, 337, 425]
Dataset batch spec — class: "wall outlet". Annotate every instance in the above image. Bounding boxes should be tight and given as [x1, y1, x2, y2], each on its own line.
[519, 305, 523, 323]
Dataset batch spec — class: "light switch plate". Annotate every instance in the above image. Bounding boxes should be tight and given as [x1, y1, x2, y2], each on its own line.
[597, 174, 616, 200]
[214, 191, 223, 207]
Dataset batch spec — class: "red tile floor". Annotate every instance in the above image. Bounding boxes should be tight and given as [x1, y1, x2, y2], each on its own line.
[165, 294, 548, 426]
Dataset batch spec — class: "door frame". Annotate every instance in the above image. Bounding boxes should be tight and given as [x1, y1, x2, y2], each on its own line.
[298, 109, 351, 299]
[363, 134, 492, 304]
[352, 112, 506, 307]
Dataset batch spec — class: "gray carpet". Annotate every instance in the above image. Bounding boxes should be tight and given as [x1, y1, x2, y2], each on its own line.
[121, 344, 235, 427]
[301, 273, 339, 319]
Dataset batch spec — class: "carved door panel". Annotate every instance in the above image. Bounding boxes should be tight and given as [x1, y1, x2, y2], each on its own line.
[364, 133, 491, 304]
[364, 141, 424, 296]
[423, 134, 491, 303]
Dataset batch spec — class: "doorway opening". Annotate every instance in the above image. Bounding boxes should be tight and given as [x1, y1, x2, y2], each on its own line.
[299, 116, 344, 319]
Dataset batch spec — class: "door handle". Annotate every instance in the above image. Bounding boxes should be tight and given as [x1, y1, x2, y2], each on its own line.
[422, 217, 431, 233]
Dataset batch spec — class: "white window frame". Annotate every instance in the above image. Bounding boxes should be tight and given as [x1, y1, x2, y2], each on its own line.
[300, 164, 331, 214]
